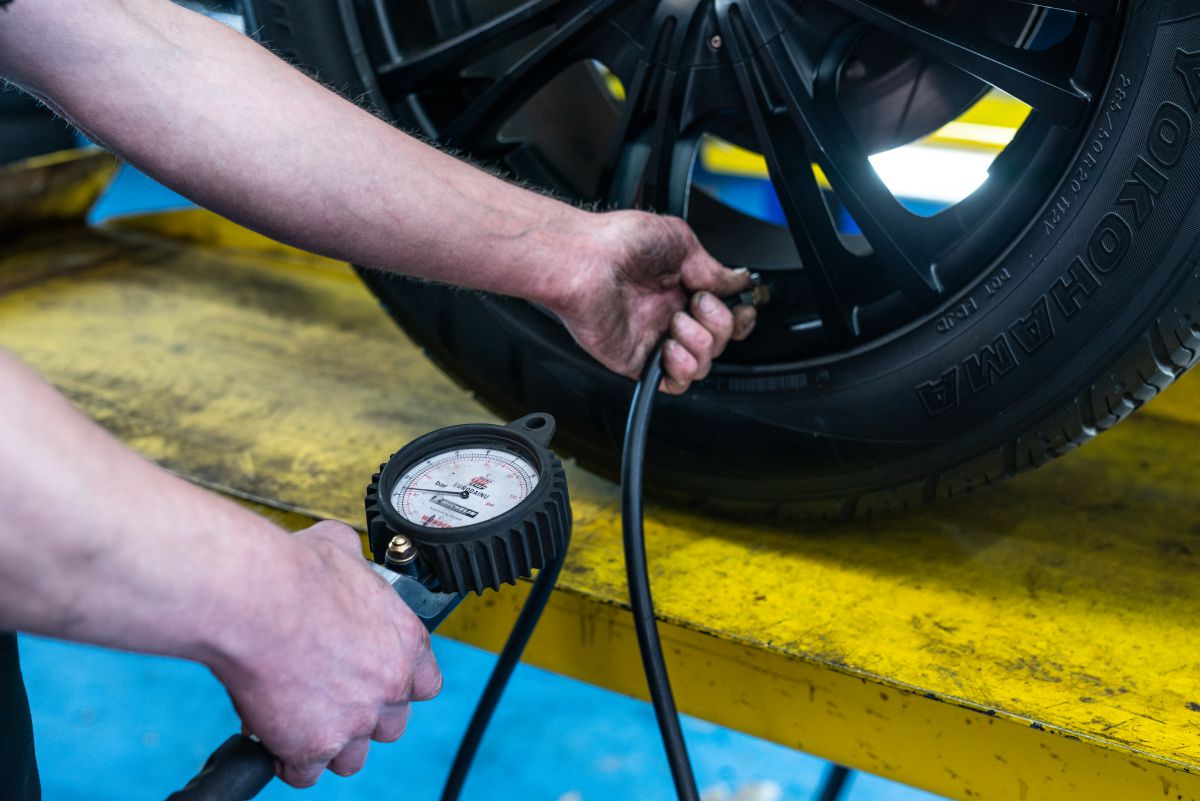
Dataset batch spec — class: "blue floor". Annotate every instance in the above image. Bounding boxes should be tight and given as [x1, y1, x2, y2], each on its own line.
[21, 634, 944, 801]
[21, 158, 949, 801]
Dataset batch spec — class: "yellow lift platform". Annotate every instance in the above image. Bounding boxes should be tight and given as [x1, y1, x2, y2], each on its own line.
[4, 151, 1200, 801]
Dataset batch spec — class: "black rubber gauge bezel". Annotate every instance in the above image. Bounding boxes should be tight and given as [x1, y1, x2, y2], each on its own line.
[365, 413, 570, 595]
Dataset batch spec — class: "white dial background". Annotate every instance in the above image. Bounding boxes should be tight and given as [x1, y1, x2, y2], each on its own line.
[391, 447, 539, 528]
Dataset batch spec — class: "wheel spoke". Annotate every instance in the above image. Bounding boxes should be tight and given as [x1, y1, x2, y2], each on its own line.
[823, 0, 1091, 127]
[715, 2, 860, 340]
[715, 7, 940, 318]
[596, 23, 672, 206]
[596, 7, 702, 214]
[436, 0, 623, 147]
[376, 0, 581, 101]
[1005, 0, 1116, 15]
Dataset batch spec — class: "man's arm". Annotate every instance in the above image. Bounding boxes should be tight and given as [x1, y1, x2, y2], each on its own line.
[0, 349, 441, 786]
[0, 0, 755, 392]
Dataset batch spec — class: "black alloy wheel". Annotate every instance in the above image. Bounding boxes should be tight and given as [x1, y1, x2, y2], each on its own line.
[247, 0, 1200, 515]
[336, 0, 1117, 361]
[0, 91, 77, 166]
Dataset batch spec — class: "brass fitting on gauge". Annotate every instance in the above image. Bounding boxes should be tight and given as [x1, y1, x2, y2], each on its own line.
[385, 535, 419, 570]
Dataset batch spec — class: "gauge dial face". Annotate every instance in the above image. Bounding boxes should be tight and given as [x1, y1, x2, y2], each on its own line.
[391, 447, 540, 529]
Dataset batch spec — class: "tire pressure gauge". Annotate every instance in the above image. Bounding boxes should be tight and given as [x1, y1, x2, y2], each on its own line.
[169, 414, 572, 801]
[365, 413, 571, 596]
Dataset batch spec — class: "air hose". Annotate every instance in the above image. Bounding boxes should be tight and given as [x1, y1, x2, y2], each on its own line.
[621, 342, 702, 801]
[445, 330, 703, 801]
[439, 546, 568, 801]
[618, 283, 850, 801]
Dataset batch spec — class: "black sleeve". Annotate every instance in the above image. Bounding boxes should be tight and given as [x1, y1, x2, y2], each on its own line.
[0, 634, 40, 801]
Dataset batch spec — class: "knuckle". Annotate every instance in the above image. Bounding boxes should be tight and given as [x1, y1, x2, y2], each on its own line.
[294, 736, 345, 769]
[707, 304, 733, 329]
[281, 760, 325, 788]
[329, 740, 370, 777]
[375, 710, 410, 742]
[422, 672, 444, 701]
[328, 759, 356, 778]
[308, 519, 361, 550]
[375, 729, 403, 744]
[389, 673, 415, 705]
[352, 710, 378, 739]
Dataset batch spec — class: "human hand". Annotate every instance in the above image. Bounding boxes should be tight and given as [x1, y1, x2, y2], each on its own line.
[211, 521, 441, 787]
[552, 211, 757, 394]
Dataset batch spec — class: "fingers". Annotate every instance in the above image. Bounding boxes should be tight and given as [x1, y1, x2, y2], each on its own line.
[328, 737, 371, 777]
[280, 754, 331, 788]
[410, 645, 443, 701]
[659, 340, 698, 395]
[373, 703, 411, 743]
[659, 290, 739, 393]
[678, 234, 753, 297]
[669, 311, 715, 381]
[732, 304, 756, 341]
[689, 293, 735, 357]
[278, 701, 416, 785]
[672, 221, 758, 340]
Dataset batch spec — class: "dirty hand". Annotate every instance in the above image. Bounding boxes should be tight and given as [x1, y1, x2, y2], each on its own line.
[211, 521, 442, 787]
[553, 211, 757, 395]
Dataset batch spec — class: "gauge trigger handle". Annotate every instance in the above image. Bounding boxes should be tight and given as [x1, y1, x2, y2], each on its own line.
[163, 734, 274, 801]
[167, 566, 457, 801]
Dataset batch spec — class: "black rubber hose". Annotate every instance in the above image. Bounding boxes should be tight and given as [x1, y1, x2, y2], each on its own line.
[439, 545, 569, 801]
[164, 735, 274, 801]
[621, 343, 701, 801]
[815, 765, 852, 801]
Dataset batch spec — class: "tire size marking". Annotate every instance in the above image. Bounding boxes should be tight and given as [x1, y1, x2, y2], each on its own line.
[915, 58, 1199, 419]
[1042, 74, 1133, 236]
[935, 268, 1013, 334]
[935, 296, 980, 334]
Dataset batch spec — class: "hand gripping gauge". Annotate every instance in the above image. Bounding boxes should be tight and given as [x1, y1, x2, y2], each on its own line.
[167, 413, 571, 801]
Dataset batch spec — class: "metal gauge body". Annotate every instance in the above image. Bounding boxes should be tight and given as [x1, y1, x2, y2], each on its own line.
[366, 413, 571, 596]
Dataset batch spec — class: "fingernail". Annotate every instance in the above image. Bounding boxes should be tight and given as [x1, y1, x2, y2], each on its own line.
[698, 292, 718, 315]
[743, 317, 756, 336]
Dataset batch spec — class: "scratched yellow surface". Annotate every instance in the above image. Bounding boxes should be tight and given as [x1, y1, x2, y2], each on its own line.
[3, 153, 1200, 801]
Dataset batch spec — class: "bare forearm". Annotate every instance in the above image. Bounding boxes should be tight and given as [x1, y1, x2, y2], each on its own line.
[0, 349, 292, 670]
[0, 0, 592, 309]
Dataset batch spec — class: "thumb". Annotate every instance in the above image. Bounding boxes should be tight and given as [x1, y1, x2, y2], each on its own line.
[680, 247, 752, 299]
[297, 519, 364, 557]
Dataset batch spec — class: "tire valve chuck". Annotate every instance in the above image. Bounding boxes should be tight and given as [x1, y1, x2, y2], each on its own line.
[727, 270, 771, 310]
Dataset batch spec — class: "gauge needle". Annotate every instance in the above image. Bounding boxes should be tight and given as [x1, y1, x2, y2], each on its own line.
[405, 487, 471, 499]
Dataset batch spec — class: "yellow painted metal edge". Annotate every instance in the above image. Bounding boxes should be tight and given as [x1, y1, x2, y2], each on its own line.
[447, 579, 1200, 801]
[0, 148, 117, 238]
[101, 208, 346, 271]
